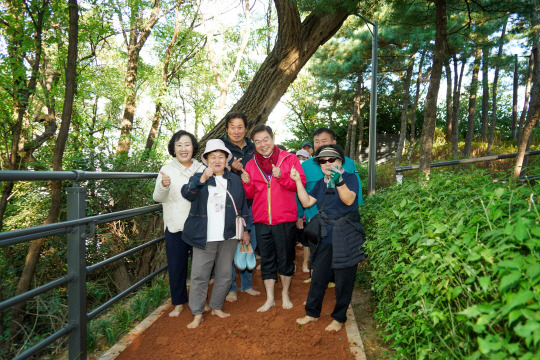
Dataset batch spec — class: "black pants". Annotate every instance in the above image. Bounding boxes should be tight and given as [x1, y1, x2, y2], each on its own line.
[305, 242, 357, 323]
[255, 222, 296, 280]
[165, 228, 192, 305]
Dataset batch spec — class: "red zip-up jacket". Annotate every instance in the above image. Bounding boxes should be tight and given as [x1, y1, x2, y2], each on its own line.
[243, 150, 306, 225]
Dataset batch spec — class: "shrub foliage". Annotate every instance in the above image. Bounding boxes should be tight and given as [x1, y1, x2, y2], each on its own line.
[361, 171, 540, 359]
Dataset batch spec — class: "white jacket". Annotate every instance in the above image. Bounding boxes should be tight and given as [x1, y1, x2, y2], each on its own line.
[153, 158, 205, 233]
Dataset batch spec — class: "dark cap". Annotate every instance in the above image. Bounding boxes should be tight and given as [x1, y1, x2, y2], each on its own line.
[301, 141, 313, 149]
[313, 147, 344, 164]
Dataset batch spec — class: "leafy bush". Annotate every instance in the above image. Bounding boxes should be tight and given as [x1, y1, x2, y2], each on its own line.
[361, 170, 540, 359]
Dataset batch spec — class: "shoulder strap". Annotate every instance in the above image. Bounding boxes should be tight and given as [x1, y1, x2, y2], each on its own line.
[215, 176, 239, 216]
[318, 190, 332, 213]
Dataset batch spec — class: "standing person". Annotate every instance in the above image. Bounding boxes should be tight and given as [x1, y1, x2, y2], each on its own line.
[295, 149, 310, 272]
[153, 130, 205, 317]
[181, 139, 250, 328]
[291, 144, 366, 332]
[220, 111, 260, 301]
[241, 125, 306, 312]
[302, 141, 314, 157]
[296, 128, 363, 281]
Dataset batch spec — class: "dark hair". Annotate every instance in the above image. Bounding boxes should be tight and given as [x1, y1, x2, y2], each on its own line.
[225, 111, 248, 129]
[203, 149, 229, 160]
[313, 127, 336, 140]
[168, 130, 199, 158]
[315, 144, 345, 162]
[276, 144, 287, 151]
[250, 124, 273, 140]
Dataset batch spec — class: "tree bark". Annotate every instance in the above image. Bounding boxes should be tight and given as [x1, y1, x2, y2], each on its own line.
[407, 48, 426, 162]
[350, 72, 365, 161]
[512, 55, 519, 140]
[444, 58, 453, 141]
[487, 19, 508, 155]
[481, 44, 490, 141]
[197, 0, 355, 155]
[451, 55, 465, 157]
[395, 55, 415, 164]
[518, 53, 534, 143]
[464, 47, 482, 156]
[10, 0, 78, 337]
[419, 0, 446, 176]
[116, 0, 162, 155]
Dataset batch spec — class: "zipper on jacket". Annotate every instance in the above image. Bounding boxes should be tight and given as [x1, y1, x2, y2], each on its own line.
[267, 182, 271, 225]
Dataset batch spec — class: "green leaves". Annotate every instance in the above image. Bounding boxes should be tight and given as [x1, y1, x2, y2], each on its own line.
[361, 170, 540, 359]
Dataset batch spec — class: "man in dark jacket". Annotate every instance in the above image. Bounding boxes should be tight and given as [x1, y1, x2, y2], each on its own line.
[220, 111, 261, 301]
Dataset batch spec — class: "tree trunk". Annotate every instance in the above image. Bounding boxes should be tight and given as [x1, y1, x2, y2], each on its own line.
[197, 0, 354, 154]
[518, 53, 534, 143]
[444, 58, 453, 141]
[451, 55, 465, 157]
[329, 81, 340, 130]
[395, 55, 415, 164]
[464, 47, 482, 156]
[487, 19, 508, 155]
[10, 0, 78, 337]
[419, 0, 447, 176]
[512, 55, 519, 140]
[481, 44, 490, 141]
[407, 48, 426, 161]
[351, 72, 364, 161]
[116, 0, 162, 155]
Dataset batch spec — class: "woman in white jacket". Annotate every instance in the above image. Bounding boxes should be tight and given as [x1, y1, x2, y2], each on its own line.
[153, 130, 205, 317]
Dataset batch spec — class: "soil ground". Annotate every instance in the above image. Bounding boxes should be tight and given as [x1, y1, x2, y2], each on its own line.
[99, 246, 392, 360]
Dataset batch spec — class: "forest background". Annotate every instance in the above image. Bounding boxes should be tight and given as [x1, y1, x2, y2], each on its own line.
[0, 0, 539, 358]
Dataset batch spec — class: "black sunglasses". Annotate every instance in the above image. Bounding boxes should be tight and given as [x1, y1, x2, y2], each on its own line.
[318, 157, 338, 165]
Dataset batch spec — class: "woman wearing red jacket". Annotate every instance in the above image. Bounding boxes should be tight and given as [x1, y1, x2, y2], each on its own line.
[241, 125, 306, 312]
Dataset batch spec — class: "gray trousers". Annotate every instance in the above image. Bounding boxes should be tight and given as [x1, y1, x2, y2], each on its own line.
[189, 239, 237, 315]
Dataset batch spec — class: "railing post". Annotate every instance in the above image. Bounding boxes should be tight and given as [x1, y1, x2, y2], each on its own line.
[67, 184, 87, 360]
[396, 171, 403, 185]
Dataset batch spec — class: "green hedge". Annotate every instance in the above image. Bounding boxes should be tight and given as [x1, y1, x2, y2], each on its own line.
[361, 171, 540, 360]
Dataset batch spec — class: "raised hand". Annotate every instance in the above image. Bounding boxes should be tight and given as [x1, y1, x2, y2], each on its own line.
[200, 167, 214, 183]
[231, 157, 244, 172]
[271, 164, 281, 179]
[290, 166, 301, 182]
[241, 169, 251, 184]
[330, 166, 343, 184]
[160, 171, 171, 187]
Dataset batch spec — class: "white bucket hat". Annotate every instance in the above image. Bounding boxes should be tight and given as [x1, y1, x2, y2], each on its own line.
[296, 149, 310, 158]
[201, 139, 233, 165]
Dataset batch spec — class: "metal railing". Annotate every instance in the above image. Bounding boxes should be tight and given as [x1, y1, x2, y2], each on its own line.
[0, 170, 165, 360]
[394, 150, 540, 184]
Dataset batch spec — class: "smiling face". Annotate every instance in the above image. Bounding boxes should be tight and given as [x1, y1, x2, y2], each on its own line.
[319, 157, 342, 177]
[313, 132, 336, 151]
[253, 130, 275, 157]
[227, 118, 247, 148]
[206, 150, 227, 176]
[174, 135, 194, 166]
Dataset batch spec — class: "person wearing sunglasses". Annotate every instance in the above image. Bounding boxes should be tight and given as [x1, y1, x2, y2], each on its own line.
[290, 144, 366, 332]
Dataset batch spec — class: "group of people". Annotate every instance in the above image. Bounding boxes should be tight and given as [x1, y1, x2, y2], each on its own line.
[152, 111, 366, 331]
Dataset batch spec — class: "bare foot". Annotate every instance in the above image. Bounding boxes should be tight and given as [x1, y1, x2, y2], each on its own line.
[302, 265, 309, 273]
[327, 282, 335, 288]
[204, 303, 211, 312]
[187, 314, 203, 329]
[303, 278, 311, 284]
[209, 279, 214, 285]
[257, 299, 275, 312]
[296, 315, 318, 325]
[243, 288, 260, 296]
[282, 294, 293, 309]
[325, 320, 343, 332]
[225, 291, 237, 302]
[211, 309, 230, 318]
[168, 304, 184, 317]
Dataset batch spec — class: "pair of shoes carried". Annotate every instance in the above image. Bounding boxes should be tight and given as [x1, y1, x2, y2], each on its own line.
[234, 243, 247, 270]
[245, 244, 256, 270]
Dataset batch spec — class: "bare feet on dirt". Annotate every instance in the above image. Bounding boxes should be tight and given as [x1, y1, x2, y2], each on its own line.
[211, 309, 230, 318]
[243, 288, 260, 296]
[282, 293, 293, 309]
[204, 303, 211, 312]
[225, 291, 237, 302]
[296, 315, 318, 325]
[187, 314, 203, 329]
[325, 320, 343, 332]
[257, 299, 275, 312]
[168, 304, 184, 317]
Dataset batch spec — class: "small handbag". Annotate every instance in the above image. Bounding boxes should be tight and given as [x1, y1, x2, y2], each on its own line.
[303, 191, 331, 245]
[216, 179, 246, 240]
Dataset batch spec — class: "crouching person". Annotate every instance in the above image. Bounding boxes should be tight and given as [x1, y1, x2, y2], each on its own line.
[181, 139, 250, 329]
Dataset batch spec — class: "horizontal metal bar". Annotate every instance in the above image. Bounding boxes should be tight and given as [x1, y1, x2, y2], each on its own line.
[0, 170, 158, 182]
[0, 275, 74, 312]
[395, 150, 540, 172]
[0, 204, 162, 248]
[87, 236, 165, 274]
[87, 265, 168, 321]
[12, 324, 75, 360]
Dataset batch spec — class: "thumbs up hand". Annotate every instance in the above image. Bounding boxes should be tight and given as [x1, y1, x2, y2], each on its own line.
[290, 166, 300, 182]
[241, 169, 251, 184]
[272, 164, 281, 179]
[160, 171, 171, 187]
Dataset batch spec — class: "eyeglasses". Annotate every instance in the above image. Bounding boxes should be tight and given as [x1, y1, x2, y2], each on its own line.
[318, 158, 337, 165]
